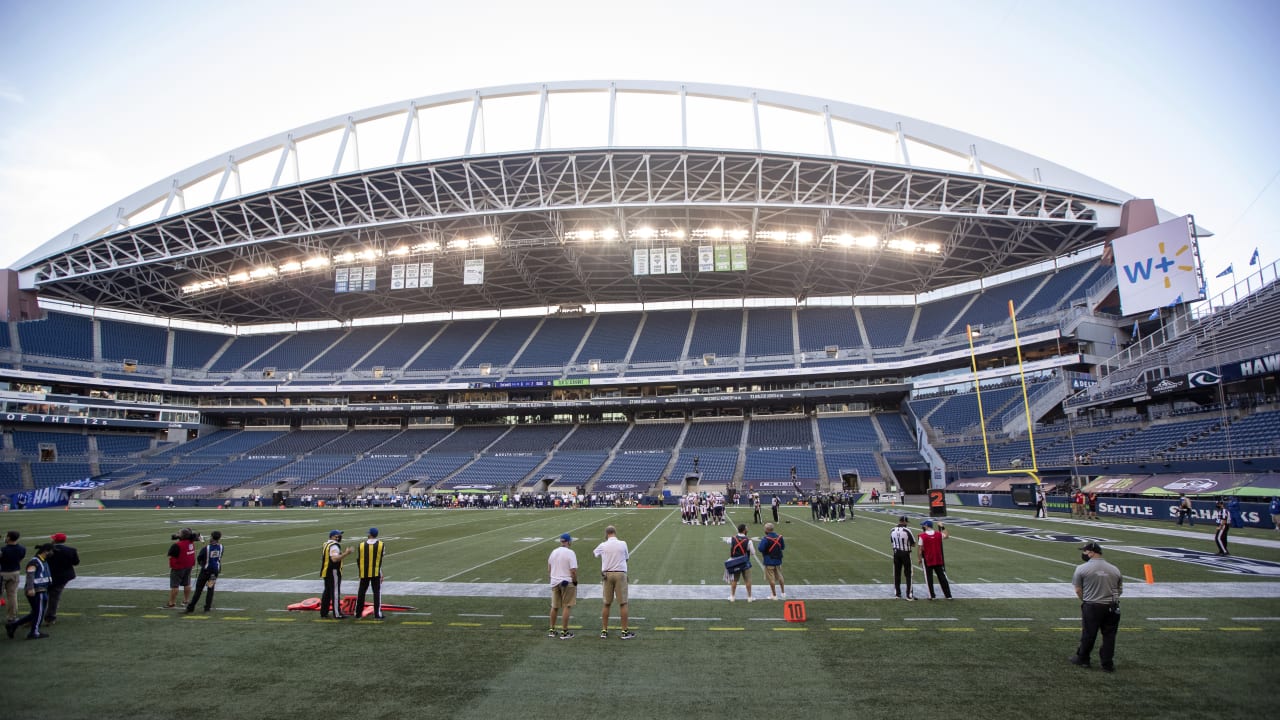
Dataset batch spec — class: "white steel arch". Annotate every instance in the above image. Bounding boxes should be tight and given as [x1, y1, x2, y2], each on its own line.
[17, 80, 1141, 270]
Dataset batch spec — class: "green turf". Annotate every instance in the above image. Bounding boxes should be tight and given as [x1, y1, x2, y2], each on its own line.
[3, 504, 1277, 719]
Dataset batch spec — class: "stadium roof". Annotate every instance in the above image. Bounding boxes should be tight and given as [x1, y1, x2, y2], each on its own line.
[13, 80, 1165, 326]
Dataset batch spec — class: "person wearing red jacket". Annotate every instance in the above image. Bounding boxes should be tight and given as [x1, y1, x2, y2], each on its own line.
[166, 528, 197, 608]
[918, 520, 953, 600]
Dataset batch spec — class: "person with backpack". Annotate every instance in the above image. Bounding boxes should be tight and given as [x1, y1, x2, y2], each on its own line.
[757, 523, 786, 600]
[726, 523, 756, 603]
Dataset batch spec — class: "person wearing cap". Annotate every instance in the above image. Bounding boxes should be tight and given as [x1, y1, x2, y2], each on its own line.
[758, 522, 786, 600]
[1213, 499, 1231, 556]
[592, 525, 634, 639]
[1, 530, 25, 624]
[889, 515, 916, 601]
[320, 530, 352, 619]
[166, 529, 197, 609]
[5, 542, 53, 640]
[917, 519, 952, 600]
[355, 528, 385, 619]
[547, 532, 578, 639]
[185, 531, 223, 614]
[1070, 542, 1123, 672]
[45, 532, 79, 624]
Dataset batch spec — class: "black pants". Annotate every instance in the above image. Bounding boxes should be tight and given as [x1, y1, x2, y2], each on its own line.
[1076, 601, 1120, 668]
[925, 564, 951, 599]
[187, 569, 218, 611]
[47, 582, 68, 620]
[1177, 509, 1193, 526]
[892, 551, 914, 598]
[10, 592, 48, 636]
[753, 508, 762, 524]
[772, 507, 779, 522]
[356, 576, 382, 618]
[1214, 524, 1230, 554]
[321, 570, 344, 618]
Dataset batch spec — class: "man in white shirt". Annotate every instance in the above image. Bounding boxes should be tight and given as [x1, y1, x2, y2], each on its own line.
[592, 526, 634, 640]
[547, 533, 578, 639]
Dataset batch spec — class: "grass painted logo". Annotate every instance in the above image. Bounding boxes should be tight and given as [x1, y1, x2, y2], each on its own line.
[1121, 239, 1194, 289]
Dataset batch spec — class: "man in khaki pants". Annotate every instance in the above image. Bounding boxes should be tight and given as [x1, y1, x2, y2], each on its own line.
[593, 526, 635, 640]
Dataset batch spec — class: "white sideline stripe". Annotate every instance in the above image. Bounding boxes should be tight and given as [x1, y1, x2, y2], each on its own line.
[1146, 616, 1207, 620]
[70, 577, 1280, 600]
[1231, 616, 1280, 621]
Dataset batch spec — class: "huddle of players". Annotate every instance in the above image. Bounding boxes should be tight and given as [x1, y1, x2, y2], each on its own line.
[810, 492, 856, 522]
[681, 492, 727, 525]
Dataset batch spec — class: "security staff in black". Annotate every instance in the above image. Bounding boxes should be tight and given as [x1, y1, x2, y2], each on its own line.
[1070, 541, 1123, 672]
[355, 527, 385, 619]
[320, 530, 352, 619]
[186, 531, 223, 613]
[6, 542, 53, 640]
[889, 515, 916, 600]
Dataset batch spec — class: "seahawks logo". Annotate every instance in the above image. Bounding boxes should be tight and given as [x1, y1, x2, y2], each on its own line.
[1188, 370, 1221, 387]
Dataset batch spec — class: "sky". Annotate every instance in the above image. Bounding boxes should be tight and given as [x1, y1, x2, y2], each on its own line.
[1, 0, 1277, 301]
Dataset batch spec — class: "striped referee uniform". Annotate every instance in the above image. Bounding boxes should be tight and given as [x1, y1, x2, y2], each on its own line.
[356, 530, 386, 619]
[890, 518, 916, 600]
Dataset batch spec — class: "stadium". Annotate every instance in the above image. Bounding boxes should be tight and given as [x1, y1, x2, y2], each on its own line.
[1, 81, 1278, 719]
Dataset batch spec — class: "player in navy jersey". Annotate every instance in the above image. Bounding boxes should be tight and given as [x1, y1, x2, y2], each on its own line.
[6, 542, 52, 640]
[186, 531, 223, 613]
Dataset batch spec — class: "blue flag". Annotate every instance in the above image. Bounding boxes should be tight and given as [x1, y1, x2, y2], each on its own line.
[1148, 307, 1160, 321]
[1215, 264, 1233, 278]
[1250, 248, 1260, 266]
[1131, 320, 1139, 339]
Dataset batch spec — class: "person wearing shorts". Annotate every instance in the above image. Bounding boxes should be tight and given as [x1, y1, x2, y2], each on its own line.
[593, 525, 634, 640]
[758, 522, 786, 600]
[166, 528, 197, 608]
[547, 533, 578, 639]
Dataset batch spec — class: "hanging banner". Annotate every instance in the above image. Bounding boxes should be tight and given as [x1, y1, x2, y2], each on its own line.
[731, 244, 747, 271]
[405, 262, 420, 289]
[361, 266, 377, 291]
[391, 264, 406, 290]
[633, 249, 649, 276]
[348, 267, 363, 292]
[649, 247, 665, 275]
[463, 258, 485, 285]
[714, 245, 731, 271]
[334, 267, 350, 294]
[666, 247, 682, 274]
[698, 245, 714, 272]
[421, 262, 434, 288]
[1112, 215, 1202, 316]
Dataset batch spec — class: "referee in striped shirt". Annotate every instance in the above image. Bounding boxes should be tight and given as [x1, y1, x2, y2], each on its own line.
[890, 515, 916, 601]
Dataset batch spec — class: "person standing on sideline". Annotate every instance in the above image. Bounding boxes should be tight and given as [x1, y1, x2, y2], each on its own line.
[592, 525, 634, 639]
[185, 531, 223, 613]
[320, 530, 352, 619]
[1034, 488, 1047, 519]
[166, 528, 197, 609]
[46, 532, 79, 624]
[757, 522, 786, 600]
[5, 542, 53, 640]
[1213, 499, 1231, 556]
[355, 528, 385, 619]
[1177, 494, 1194, 526]
[1, 531, 25, 624]
[917, 519, 952, 600]
[771, 495, 780, 523]
[547, 532, 578, 639]
[1270, 496, 1280, 533]
[726, 523, 756, 602]
[752, 493, 763, 525]
[890, 515, 916, 600]
[1069, 541, 1123, 672]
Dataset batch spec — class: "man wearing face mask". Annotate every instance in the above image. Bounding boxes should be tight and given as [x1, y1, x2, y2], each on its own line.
[1069, 541, 1123, 673]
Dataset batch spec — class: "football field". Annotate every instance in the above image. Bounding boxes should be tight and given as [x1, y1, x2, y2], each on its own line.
[5, 501, 1278, 719]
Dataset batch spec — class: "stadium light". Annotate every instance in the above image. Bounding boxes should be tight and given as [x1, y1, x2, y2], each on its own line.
[334, 252, 356, 264]
[410, 241, 439, 253]
[671, 229, 686, 240]
[279, 261, 302, 273]
[473, 235, 496, 247]
[302, 256, 330, 269]
[388, 246, 410, 256]
[228, 272, 250, 283]
[600, 228, 619, 241]
[794, 231, 814, 244]
[249, 267, 277, 279]
[634, 226, 656, 240]
[447, 238, 470, 250]
[729, 229, 748, 241]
